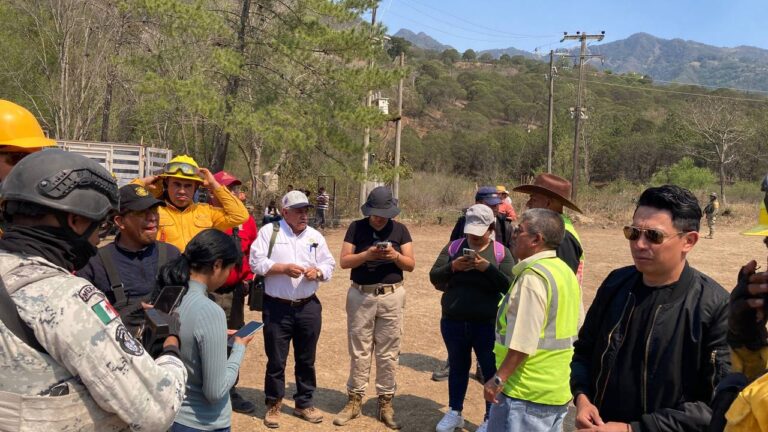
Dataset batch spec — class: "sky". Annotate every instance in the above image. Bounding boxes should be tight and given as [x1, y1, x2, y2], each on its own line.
[371, 0, 768, 53]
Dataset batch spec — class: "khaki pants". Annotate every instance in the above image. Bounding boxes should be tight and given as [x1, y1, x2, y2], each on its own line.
[345, 285, 406, 396]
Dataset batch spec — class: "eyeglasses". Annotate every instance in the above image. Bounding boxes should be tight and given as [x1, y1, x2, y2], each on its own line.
[163, 162, 198, 176]
[623, 225, 685, 244]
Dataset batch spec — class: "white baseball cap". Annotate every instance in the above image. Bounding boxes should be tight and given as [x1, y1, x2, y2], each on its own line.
[464, 204, 495, 236]
[281, 190, 314, 209]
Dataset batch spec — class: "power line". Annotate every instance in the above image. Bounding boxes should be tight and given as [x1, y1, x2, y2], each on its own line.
[558, 76, 768, 103]
[387, 11, 539, 44]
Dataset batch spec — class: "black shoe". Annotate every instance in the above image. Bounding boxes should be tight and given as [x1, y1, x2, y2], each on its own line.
[231, 389, 256, 414]
[431, 361, 450, 382]
[472, 363, 484, 383]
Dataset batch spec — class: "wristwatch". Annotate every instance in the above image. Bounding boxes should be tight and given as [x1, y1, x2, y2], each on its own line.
[316, 269, 324, 281]
[492, 374, 503, 387]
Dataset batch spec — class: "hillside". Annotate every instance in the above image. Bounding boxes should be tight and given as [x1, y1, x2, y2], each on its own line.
[393, 29, 453, 52]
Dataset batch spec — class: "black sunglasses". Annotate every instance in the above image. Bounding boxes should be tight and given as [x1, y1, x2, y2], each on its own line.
[623, 225, 685, 245]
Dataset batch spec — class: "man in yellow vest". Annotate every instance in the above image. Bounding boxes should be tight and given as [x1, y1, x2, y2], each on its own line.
[513, 173, 584, 286]
[133, 155, 249, 251]
[483, 208, 582, 431]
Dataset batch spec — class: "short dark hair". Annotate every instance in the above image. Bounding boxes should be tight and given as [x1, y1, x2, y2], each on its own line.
[636, 185, 702, 232]
[157, 229, 242, 287]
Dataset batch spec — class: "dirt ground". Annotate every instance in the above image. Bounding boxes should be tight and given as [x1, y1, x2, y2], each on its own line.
[231, 224, 766, 432]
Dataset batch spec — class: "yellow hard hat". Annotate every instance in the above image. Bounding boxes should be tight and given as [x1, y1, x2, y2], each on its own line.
[0, 100, 56, 152]
[160, 155, 203, 183]
[742, 202, 768, 236]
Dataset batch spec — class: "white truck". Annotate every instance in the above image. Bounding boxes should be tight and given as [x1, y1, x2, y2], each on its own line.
[57, 140, 173, 187]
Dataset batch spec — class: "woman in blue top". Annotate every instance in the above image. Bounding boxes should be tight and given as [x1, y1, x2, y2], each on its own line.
[158, 229, 257, 432]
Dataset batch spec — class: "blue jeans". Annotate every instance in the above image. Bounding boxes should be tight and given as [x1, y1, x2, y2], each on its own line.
[440, 319, 496, 416]
[170, 422, 230, 432]
[487, 394, 567, 432]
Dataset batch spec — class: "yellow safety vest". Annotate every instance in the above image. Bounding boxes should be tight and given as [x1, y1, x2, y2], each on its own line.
[494, 255, 581, 406]
[562, 214, 585, 286]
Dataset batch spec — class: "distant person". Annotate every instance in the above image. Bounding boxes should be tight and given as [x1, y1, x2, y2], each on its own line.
[132, 155, 249, 251]
[315, 186, 330, 230]
[513, 173, 584, 284]
[571, 185, 729, 432]
[495, 185, 517, 222]
[250, 190, 336, 428]
[430, 204, 513, 432]
[210, 170, 259, 414]
[333, 187, 415, 430]
[484, 208, 581, 432]
[77, 184, 180, 336]
[157, 229, 257, 432]
[704, 192, 720, 239]
[264, 199, 281, 225]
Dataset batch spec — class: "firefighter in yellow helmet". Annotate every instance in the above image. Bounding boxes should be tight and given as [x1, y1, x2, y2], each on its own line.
[132, 155, 248, 251]
[0, 99, 56, 181]
[709, 175, 768, 432]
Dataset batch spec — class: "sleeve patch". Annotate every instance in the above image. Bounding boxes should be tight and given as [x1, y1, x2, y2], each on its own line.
[92, 300, 119, 325]
[115, 324, 145, 357]
[78, 285, 105, 303]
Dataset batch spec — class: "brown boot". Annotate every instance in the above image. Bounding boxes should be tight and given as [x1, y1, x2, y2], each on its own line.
[293, 406, 324, 423]
[333, 392, 363, 426]
[377, 394, 401, 430]
[264, 399, 282, 429]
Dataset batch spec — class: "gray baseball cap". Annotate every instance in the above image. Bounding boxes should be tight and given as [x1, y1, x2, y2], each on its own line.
[464, 204, 495, 236]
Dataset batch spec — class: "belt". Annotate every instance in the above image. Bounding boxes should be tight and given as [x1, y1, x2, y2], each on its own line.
[265, 294, 316, 307]
[351, 281, 404, 295]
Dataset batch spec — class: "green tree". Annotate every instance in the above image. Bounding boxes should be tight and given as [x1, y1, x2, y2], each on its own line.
[650, 157, 716, 190]
[462, 49, 477, 61]
[479, 52, 494, 63]
[387, 37, 411, 59]
[440, 48, 460, 65]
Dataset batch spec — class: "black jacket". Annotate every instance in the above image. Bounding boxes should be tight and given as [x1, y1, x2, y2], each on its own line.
[571, 263, 730, 432]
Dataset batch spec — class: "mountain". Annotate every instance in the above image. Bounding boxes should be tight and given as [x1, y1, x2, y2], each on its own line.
[584, 33, 768, 91]
[393, 29, 453, 52]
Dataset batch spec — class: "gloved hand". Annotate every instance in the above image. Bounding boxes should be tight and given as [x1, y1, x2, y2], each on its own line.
[728, 260, 768, 350]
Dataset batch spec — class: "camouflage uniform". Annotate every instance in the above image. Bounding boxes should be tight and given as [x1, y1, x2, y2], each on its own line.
[705, 198, 720, 239]
[0, 251, 187, 431]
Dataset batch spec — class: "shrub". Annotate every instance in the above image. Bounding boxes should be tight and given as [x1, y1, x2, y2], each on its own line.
[650, 157, 716, 190]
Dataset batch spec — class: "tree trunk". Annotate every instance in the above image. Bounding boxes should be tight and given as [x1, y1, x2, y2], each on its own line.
[100, 77, 114, 142]
[719, 158, 726, 206]
[209, 0, 251, 172]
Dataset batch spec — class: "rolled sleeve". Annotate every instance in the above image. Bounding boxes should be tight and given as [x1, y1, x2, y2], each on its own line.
[504, 272, 548, 355]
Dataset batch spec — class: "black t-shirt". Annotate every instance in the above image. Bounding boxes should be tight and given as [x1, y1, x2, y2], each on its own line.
[599, 278, 680, 423]
[344, 218, 413, 285]
[557, 230, 582, 275]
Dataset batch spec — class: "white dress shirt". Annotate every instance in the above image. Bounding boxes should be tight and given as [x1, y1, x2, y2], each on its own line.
[249, 219, 336, 301]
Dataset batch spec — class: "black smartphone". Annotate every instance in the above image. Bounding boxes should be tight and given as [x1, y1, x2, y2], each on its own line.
[228, 320, 264, 347]
[152, 285, 185, 313]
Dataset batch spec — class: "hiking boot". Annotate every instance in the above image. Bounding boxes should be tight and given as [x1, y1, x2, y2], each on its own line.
[378, 394, 401, 430]
[293, 406, 324, 423]
[230, 388, 256, 414]
[264, 399, 282, 429]
[333, 392, 363, 426]
[436, 409, 464, 432]
[431, 360, 450, 382]
[472, 363, 484, 383]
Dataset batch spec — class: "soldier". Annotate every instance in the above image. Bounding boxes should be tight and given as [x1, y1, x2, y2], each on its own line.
[704, 192, 720, 239]
[0, 149, 187, 431]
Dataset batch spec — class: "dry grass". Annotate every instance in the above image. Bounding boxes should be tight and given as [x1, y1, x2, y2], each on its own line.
[231, 223, 766, 432]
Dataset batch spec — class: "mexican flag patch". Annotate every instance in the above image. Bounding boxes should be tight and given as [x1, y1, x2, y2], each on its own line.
[92, 300, 119, 325]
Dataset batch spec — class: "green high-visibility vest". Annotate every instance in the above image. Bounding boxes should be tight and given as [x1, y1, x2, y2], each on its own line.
[562, 214, 585, 286]
[494, 254, 581, 405]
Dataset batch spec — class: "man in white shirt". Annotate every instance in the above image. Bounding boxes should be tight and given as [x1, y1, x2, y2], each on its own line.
[250, 190, 336, 429]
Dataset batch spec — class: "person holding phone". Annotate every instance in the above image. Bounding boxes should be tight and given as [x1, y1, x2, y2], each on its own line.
[333, 187, 415, 430]
[157, 229, 256, 432]
[429, 204, 514, 432]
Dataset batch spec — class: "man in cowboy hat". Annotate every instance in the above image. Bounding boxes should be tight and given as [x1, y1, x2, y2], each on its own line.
[513, 174, 584, 284]
[333, 186, 415, 429]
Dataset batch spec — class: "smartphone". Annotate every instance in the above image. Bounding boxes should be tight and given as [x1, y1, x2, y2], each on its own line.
[152, 285, 185, 313]
[376, 241, 391, 250]
[462, 248, 477, 259]
[228, 320, 264, 347]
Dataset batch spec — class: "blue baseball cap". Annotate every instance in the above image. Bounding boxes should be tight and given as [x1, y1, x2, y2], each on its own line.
[475, 186, 502, 206]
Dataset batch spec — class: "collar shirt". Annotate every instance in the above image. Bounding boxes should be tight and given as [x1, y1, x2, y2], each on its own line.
[249, 219, 336, 301]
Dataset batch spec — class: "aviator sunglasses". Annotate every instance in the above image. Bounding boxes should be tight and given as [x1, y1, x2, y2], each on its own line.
[623, 225, 686, 244]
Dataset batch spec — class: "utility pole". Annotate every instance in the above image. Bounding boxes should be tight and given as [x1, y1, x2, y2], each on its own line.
[360, 7, 377, 208]
[561, 31, 604, 201]
[546, 50, 555, 173]
[393, 52, 405, 200]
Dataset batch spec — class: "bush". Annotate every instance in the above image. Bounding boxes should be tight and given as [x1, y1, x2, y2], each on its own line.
[650, 157, 716, 190]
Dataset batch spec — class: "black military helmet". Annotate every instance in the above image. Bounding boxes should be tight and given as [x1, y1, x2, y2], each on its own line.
[0, 149, 118, 220]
